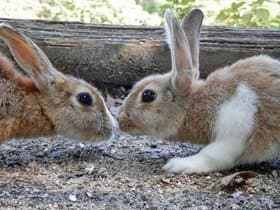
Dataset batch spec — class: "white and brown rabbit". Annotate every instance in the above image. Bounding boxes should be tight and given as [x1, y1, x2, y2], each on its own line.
[117, 9, 280, 173]
[0, 23, 116, 143]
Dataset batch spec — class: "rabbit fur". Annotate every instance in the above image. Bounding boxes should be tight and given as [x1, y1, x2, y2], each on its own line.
[0, 23, 116, 143]
[117, 9, 280, 173]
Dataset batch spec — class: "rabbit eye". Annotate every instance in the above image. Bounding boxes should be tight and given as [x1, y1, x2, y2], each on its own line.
[142, 89, 156, 103]
[77, 92, 92, 106]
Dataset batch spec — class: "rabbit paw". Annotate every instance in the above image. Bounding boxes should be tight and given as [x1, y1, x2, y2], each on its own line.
[163, 156, 210, 174]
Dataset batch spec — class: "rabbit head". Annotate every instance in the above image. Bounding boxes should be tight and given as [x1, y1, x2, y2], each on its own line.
[0, 23, 116, 142]
[117, 9, 203, 139]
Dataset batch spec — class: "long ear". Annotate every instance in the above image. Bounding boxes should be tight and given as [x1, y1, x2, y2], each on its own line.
[164, 9, 193, 96]
[181, 9, 204, 79]
[0, 23, 65, 92]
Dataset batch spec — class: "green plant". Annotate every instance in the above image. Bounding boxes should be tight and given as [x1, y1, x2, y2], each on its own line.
[0, 0, 162, 25]
[159, 0, 197, 21]
[216, 0, 280, 29]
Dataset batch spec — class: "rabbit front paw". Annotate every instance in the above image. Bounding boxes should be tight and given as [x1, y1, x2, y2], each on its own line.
[163, 156, 210, 174]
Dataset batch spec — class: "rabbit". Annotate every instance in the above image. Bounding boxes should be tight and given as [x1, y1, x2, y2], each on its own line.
[117, 9, 280, 174]
[0, 23, 116, 143]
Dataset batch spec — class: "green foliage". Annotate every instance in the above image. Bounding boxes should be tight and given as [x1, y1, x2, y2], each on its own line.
[159, 0, 196, 20]
[216, 0, 280, 29]
[136, 0, 160, 14]
[0, 0, 161, 25]
[159, 0, 280, 29]
[0, 0, 279, 29]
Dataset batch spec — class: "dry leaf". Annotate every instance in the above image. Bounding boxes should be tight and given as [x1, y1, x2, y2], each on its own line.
[221, 171, 258, 190]
[161, 177, 171, 184]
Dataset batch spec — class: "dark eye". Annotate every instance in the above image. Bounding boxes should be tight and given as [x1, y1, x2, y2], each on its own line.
[142, 89, 156, 103]
[77, 92, 92, 106]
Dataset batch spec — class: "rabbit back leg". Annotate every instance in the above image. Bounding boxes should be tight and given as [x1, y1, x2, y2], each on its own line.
[164, 83, 258, 173]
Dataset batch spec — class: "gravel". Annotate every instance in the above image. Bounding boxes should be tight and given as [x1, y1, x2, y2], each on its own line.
[0, 133, 279, 210]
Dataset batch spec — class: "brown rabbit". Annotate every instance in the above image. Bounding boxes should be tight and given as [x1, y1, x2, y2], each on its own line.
[0, 23, 116, 143]
[117, 9, 280, 173]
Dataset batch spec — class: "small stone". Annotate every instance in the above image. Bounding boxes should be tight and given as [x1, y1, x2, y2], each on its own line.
[150, 154, 161, 159]
[231, 203, 241, 209]
[85, 165, 95, 175]
[235, 177, 244, 184]
[272, 170, 278, 178]
[42, 193, 49, 198]
[35, 151, 45, 157]
[5, 155, 21, 166]
[158, 189, 163, 194]
[86, 191, 93, 198]
[120, 86, 126, 92]
[69, 194, 77, 202]
[50, 151, 62, 159]
[231, 191, 243, 198]
[231, 191, 249, 204]
[128, 183, 134, 188]
[161, 178, 171, 184]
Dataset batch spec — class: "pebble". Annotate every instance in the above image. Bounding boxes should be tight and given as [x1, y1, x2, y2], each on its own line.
[50, 151, 62, 159]
[231, 191, 249, 204]
[69, 194, 77, 202]
[85, 165, 95, 175]
[86, 191, 93, 198]
[161, 178, 171, 184]
[231, 203, 241, 209]
[272, 170, 278, 178]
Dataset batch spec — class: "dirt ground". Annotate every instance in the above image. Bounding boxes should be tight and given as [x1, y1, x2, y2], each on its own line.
[0, 132, 279, 210]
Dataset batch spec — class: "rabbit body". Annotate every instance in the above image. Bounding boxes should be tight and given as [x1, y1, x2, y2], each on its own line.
[117, 10, 280, 173]
[168, 55, 280, 172]
[0, 56, 53, 141]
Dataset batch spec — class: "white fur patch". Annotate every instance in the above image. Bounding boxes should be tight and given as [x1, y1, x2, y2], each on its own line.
[164, 83, 259, 173]
[214, 83, 258, 141]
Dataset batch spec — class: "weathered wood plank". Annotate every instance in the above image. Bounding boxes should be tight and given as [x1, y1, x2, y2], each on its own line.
[0, 18, 279, 86]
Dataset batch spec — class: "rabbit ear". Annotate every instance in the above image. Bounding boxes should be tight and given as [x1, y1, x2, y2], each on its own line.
[0, 23, 64, 92]
[181, 9, 204, 79]
[164, 9, 193, 96]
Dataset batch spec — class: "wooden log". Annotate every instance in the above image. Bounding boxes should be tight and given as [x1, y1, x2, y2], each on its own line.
[0, 18, 279, 87]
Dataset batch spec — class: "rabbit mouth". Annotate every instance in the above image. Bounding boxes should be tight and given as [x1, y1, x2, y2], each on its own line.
[119, 121, 140, 135]
[92, 116, 116, 142]
[118, 117, 133, 133]
[117, 111, 139, 134]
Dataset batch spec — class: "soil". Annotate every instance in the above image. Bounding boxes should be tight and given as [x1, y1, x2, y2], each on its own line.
[0, 133, 279, 210]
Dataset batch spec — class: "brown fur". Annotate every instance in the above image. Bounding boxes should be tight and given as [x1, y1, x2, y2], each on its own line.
[0, 54, 37, 92]
[118, 55, 280, 164]
[0, 23, 114, 143]
[0, 64, 54, 142]
[117, 9, 280, 170]
[0, 29, 45, 74]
